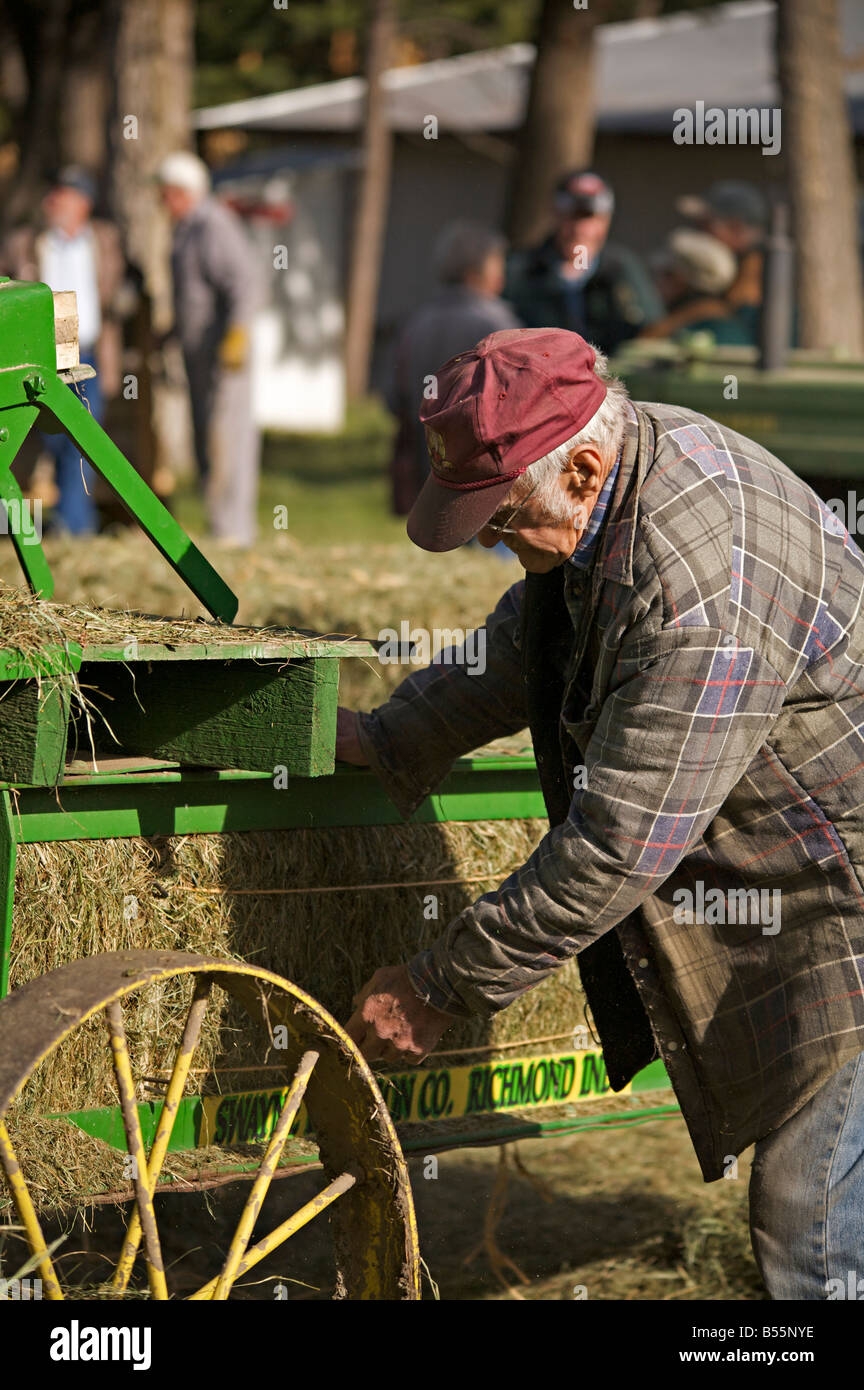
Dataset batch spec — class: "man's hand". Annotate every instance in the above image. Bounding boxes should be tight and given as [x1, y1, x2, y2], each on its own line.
[336, 706, 369, 766]
[345, 964, 458, 1066]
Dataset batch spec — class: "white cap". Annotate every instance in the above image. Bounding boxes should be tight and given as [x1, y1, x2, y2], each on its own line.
[666, 228, 737, 296]
[156, 151, 211, 197]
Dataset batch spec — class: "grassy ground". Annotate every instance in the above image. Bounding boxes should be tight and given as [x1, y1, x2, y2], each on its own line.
[171, 398, 409, 548]
[0, 402, 770, 1300]
[408, 1123, 765, 1302]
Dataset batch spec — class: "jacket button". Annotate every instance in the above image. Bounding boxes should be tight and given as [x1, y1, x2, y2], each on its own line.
[667, 1041, 678, 1052]
[638, 957, 649, 968]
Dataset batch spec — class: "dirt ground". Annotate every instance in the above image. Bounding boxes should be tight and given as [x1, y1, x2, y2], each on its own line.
[30, 1101, 765, 1302]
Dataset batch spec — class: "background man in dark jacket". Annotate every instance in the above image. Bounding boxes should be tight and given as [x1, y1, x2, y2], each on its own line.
[505, 170, 662, 351]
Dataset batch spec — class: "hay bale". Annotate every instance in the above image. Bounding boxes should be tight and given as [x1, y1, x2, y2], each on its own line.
[2, 819, 589, 1212]
[7, 820, 585, 1103]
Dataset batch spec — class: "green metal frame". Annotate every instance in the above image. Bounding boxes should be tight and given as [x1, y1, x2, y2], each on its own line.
[56, 1057, 678, 1165]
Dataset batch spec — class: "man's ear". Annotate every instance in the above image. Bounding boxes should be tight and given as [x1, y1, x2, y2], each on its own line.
[564, 445, 605, 492]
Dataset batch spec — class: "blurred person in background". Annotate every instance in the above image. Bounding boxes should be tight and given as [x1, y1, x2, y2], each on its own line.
[641, 227, 757, 345]
[157, 151, 260, 548]
[0, 165, 129, 534]
[388, 221, 520, 515]
[505, 170, 663, 352]
[677, 180, 767, 334]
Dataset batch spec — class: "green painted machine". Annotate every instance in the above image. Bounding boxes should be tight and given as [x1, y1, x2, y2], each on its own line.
[0, 279, 676, 1301]
[611, 337, 864, 485]
[0, 276, 237, 619]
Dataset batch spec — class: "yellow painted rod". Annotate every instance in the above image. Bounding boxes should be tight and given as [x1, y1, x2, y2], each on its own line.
[211, 1047, 320, 1301]
[106, 999, 168, 1301]
[188, 1168, 357, 1301]
[0, 1119, 63, 1300]
[113, 977, 212, 1294]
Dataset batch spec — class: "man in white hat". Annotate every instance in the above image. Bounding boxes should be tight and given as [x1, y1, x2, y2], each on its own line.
[157, 151, 260, 547]
[641, 228, 757, 345]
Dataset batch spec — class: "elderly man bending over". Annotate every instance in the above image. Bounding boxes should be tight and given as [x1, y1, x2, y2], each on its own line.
[338, 327, 864, 1301]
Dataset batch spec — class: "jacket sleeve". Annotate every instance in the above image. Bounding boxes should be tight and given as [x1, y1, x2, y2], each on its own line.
[355, 580, 528, 819]
[201, 208, 258, 327]
[406, 624, 787, 1017]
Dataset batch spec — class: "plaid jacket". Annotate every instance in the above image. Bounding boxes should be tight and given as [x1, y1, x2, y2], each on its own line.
[357, 400, 864, 1181]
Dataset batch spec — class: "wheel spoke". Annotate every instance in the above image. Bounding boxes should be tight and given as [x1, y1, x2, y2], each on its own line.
[188, 1167, 358, 1301]
[112, 976, 212, 1294]
[105, 999, 168, 1300]
[0, 1119, 64, 1300]
[211, 1047, 320, 1300]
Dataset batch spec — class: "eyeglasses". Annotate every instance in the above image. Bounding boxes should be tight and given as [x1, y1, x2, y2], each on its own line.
[484, 475, 541, 536]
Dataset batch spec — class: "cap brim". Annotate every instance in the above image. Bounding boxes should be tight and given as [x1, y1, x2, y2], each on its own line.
[406, 471, 515, 553]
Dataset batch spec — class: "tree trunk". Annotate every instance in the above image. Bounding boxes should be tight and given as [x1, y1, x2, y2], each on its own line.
[106, 0, 196, 485]
[344, 0, 396, 400]
[106, 0, 193, 331]
[61, 0, 111, 178]
[506, 0, 601, 249]
[777, 0, 864, 355]
[2, 0, 71, 230]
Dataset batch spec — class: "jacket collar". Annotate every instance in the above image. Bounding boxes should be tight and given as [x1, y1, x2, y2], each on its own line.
[598, 400, 655, 587]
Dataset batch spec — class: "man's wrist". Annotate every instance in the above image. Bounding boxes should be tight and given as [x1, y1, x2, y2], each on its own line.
[406, 951, 473, 1019]
[353, 713, 378, 769]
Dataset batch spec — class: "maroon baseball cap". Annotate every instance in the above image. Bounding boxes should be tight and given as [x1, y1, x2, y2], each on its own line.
[408, 328, 607, 552]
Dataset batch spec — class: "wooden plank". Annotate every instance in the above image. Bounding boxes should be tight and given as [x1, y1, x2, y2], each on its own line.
[0, 642, 81, 681]
[0, 624, 374, 671]
[53, 289, 80, 371]
[76, 635, 374, 662]
[79, 657, 339, 777]
[64, 754, 181, 775]
[0, 678, 70, 785]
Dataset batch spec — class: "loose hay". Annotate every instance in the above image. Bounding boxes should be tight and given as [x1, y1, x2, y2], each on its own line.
[0, 575, 314, 659]
[0, 532, 520, 711]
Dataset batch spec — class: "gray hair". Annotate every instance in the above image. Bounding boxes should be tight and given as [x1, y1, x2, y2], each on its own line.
[434, 220, 506, 285]
[513, 349, 630, 524]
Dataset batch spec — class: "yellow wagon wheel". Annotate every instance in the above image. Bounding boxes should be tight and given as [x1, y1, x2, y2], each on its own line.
[0, 950, 420, 1300]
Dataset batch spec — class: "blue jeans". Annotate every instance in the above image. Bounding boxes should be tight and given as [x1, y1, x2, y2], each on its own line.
[42, 353, 102, 535]
[749, 1050, 864, 1299]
